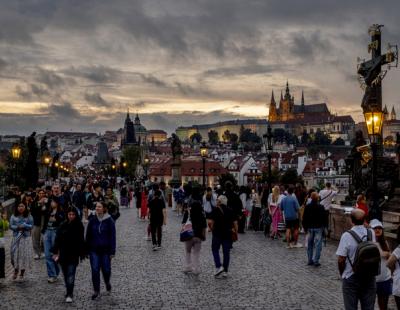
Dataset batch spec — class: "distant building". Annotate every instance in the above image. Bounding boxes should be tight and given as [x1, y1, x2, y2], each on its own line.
[121, 110, 137, 148]
[93, 139, 111, 167]
[147, 129, 168, 143]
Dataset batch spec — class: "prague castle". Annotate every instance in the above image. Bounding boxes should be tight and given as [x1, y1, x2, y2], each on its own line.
[176, 81, 356, 143]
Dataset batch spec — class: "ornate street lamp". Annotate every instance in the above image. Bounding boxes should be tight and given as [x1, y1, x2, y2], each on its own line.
[144, 154, 149, 180]
[43, 155, 51, 181]
[11, 144, 21, 185]
[200, 142, 208, 188]
[263, 125, 274, 193]
[364, 109, 384, 219]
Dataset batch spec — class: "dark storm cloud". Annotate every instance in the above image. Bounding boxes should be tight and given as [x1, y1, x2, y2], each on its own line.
[46, 102, 81, 119]
[137, 74, 168, 88]
[63, 66, 122, 84]
[290, 31, 333, 61]
[16, 83, 50, 100]
[84, 92, 111, 107]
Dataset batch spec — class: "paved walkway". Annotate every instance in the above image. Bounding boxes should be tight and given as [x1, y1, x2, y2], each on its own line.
[1, 205, 346, 309]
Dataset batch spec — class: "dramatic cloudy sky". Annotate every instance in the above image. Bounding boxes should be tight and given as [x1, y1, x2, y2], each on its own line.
[0, 0, 399, 135]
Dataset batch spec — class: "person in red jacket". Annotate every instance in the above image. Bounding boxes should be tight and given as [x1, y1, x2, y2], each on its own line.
[355, 194, 369, 219]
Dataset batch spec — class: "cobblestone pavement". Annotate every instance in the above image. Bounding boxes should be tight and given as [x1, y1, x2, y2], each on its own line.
[1, 204, 353, 309]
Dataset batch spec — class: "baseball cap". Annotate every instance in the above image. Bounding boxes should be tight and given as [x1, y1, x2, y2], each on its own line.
[370, 219, 383, 229]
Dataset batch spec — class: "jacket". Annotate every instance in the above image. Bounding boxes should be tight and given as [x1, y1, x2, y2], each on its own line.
[53, 219, 85, 265]
[42, 209, 64, 234]
[10, 215, 33, 237]
[86, 214, 116, 255]
[302, 201, 327, 230]
[182, 203, 207, 240]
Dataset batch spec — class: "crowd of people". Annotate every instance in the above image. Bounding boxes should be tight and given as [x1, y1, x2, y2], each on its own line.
[0, 176, 400, 309]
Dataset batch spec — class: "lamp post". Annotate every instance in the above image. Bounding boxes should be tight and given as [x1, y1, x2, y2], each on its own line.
[263, 125, 273, 193]
[200, 142, 208, 188]
[11, 144, 21, 185]
[144, 154, 149, 180]
[43, 155, 51, 181]
[364, 110, 384, 220]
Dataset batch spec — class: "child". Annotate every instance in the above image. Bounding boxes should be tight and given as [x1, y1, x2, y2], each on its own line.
[0, 209, 9, 280]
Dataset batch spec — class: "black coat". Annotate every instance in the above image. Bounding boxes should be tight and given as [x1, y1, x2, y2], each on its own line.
[302, 201, 327, 230]
[53, 219, 85, 265]
[182, 203, 207, 241]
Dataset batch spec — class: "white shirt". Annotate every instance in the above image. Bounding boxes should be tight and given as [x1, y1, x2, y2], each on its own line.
[375, 243, 391, 282]
[202, 193, 217, 213]
[336, 225, 376, 279]
[392, 246, 400, 296]
[319, 188, 337, 211]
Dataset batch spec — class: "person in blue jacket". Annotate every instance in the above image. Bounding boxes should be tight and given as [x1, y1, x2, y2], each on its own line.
[85, 201, 116, 300]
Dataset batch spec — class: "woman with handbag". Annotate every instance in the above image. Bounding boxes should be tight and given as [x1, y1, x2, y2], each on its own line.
[181, 200, 207, 275]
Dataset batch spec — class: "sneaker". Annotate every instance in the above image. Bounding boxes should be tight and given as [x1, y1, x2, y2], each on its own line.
[293, 243, 303, 248]
[314, 262, 321, 267]
[91, 292, 99, 300]
[221, 271, 228, 278]
[286, 244, 292, 249]
[156, 245, 162, 250]
[34, 254, 40, 260]
[48, 277, 58, 283]
[152, 245, 157, 251]
[214, 266, 224, 277]
[65, 296, 73, 303]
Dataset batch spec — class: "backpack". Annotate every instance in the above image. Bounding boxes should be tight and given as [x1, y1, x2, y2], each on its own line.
[346, 229, 381, 277]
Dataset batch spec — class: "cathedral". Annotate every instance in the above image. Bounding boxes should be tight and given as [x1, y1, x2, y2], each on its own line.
[268, 81, 331, 122]
[121, 110, 148, 148]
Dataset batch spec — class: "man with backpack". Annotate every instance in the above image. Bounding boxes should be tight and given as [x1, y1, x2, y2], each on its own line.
[336, 209, 380, 310]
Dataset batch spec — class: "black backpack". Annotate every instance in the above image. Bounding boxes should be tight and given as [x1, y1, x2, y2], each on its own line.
[347, 229, 381, 277]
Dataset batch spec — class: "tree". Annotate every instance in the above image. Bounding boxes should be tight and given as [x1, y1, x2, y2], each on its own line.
[190, 132, 202, 144]
[261, 168, 281, 185]
[240, 128, 261, 143]
[273, 128, 286, 143]
[208, 130, 219, 145]
[314, 131, 331, 145]
[222, 130, 231, 143]
[218, 173, 237, 189]
[332, 137, 345, 146]
[230, 133, 239, 144]
[122, 146, 142, 178]
[280, 168, 302, 185]
[301, 131, 310, 145]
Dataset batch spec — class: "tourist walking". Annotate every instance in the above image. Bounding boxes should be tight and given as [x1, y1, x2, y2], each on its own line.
[105, 187, 120, 221]
[280, 187, 301, 248]
[141, 188, 148, 220]
[182, 200, 207, 275]
[268, 186, 282, 239]
[202, 187, 217, 225]
[336, 209, 379, 310]
[10, 203, 34, 281]
[86, 202, 116, 300]
[210, 195, 238, 278]
[148, 190, 166, 250]
[302, 192, 326, 266]
[52, 207, 85, 303]
[387, 226, 400, 309]
[43, 199, 64, 283]
[0, 210, 9, 280]
[370, 219, 391, 310]
[30, 189, 47, 259]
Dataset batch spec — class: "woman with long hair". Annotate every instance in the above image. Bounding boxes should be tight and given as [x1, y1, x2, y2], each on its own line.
[268, 186, 282, 239]
[371, 219, 391, 310]
[10, 203, 33, 281]
[53, 207, 85, 303]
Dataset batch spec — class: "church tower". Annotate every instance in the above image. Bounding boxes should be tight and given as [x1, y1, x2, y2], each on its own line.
[122, 109, 136, 148]
[279, 81, 295, 121]
[391, 106, 397, 120]
[383, 105, 389, 121]
[268, 90, 278, 121]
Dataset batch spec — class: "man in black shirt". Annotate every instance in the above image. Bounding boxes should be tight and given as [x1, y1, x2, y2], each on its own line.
[210, 195, 238, 278]
[148, 190, 166, 250]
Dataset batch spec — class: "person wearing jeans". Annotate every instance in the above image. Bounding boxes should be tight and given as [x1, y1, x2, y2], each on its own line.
[53, 207, 85, 303]
[182, 200, 206, 274]
[42, 199, 64, 283]
[31, 190, 47, 259]
[86, 202, 116, 300]
[209, 195, 238, 278]
[302, 192, 327, 267]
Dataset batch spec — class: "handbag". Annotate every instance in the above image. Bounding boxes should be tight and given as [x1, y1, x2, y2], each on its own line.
[180, 212, 194, 242]
[231, 230, 238, 242]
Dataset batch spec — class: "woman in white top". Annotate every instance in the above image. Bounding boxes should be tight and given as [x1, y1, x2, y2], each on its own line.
[370, 219, 392, 310]
[387, 226, 400, 309]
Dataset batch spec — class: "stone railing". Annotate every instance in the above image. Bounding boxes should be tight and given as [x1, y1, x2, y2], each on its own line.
[329, 204, 353, 241]
[0, 198, 16, 220]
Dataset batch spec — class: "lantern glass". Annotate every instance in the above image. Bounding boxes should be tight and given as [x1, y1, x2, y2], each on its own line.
[200, 142, 208, 158]
[364, 111, 383, 137]
[11, 145, 21, 159]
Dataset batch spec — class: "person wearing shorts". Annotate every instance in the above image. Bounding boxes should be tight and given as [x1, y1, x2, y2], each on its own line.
[280, 187, 301, 249]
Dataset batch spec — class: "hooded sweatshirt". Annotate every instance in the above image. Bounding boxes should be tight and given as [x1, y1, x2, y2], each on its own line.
[85, 213, 116, 255]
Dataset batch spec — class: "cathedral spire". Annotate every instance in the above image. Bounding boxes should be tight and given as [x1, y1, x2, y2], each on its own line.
[270, 90, 276, 105]
[301, 90, 305, 105]
[280, 90, 283, 101]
